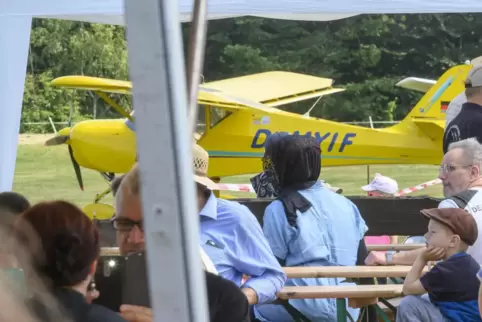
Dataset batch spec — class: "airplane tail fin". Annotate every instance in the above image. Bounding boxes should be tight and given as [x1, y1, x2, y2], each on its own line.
[398, 64, 472, 141]
[405, 64, 471, 120]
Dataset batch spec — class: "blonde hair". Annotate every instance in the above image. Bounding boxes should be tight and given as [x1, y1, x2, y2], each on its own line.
[0, 211, 71, 322]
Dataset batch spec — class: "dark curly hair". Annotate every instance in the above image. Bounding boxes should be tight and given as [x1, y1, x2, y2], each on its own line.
[0, 191, 30, 215]
[14, 200, 100, 287]
[269, 135, 322, 189]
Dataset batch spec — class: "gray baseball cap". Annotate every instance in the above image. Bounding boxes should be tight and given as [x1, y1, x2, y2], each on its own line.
[465, 65, 482, 88]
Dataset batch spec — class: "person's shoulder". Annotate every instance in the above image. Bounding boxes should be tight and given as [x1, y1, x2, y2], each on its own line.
[216, 197, 244, 211]
[440, 189, 482, 211]
[436, 254, 479, 275]
[454, 253, 481, 270]
[265, 199, 283, 214]
[325, 190, 359, 211]
[438, 198, 459, 209]
[87, 304, 128, 322]
[217, 198, 257, 224]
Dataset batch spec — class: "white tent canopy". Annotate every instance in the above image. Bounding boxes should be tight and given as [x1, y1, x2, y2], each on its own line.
[2, 2, 482, 322]
[1, 0, 482, 191]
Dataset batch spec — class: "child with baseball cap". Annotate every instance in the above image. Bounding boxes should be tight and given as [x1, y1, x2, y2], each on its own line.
[397, 208, 481, 322]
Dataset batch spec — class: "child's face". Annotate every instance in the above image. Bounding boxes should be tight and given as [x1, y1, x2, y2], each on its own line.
[424, 219, 457, 250]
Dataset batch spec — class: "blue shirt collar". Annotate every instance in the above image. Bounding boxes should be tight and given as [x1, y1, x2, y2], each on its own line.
[199, 192, 218, 220]
[449, 251, 468, 259]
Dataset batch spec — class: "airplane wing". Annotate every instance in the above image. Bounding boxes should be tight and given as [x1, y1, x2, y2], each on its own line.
[52, 76, 286, 114]
[395, 77, 437, 93]
[52, 76, 132, 94]
[52, 73, 344, 116]
[202, 71, 345, 107]
[412, 119, 445, 140]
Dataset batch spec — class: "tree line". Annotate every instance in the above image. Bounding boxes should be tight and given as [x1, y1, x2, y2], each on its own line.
[22, 14, 482, 133]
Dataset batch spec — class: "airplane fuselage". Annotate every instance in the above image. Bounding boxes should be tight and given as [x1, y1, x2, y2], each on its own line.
[65, 108, 443, 179]
[200, 109, 443, 177]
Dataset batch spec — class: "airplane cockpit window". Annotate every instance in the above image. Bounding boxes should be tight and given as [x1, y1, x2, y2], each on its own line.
[210, 107, 231, 128]
[125, 110, 135, 131]
[196, 105, 206, 136]
[125, 107, 231, 134]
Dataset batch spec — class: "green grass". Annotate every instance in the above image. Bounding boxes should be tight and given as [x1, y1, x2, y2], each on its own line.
[12, 142, 443, 206]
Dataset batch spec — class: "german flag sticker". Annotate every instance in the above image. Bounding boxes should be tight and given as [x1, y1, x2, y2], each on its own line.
[441, 101, 450, 113]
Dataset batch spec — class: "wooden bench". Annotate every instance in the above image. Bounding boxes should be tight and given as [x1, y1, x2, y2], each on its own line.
[283, 265, 428, 279]
[278, 284, 403, 322]
[279, 266, 428, 322]
[102, 245, 427, 256]
[366, 244, 425, 252]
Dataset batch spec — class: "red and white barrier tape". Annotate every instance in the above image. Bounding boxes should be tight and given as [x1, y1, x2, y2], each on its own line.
[216, 183, 255, 193]
[393, 178, 442, 196]
[216, 178, 442, 196]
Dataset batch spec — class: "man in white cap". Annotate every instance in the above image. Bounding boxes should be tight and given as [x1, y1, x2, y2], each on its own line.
[443, 65, 482, 153]
[361, 173, 399, 196]
[361, 173, 399, 245]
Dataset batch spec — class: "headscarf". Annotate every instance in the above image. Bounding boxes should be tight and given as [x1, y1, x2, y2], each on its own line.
[250, 132, 290, 199]
[251, 134, 322, 227]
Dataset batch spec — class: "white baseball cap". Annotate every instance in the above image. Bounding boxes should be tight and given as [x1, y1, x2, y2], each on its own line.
[361, 173, 398, 195]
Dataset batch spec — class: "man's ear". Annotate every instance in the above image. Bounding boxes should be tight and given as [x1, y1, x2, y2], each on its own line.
[89, 259, 98, 276]
[471, 165, 481, 180]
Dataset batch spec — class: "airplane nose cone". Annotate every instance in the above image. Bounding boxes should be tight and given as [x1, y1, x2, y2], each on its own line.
[44, 127, 71, 146]
[69, 120, 137, 173]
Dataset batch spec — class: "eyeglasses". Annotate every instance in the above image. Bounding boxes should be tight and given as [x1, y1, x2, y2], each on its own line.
[439, 164, 473, 174]
[111, 218, 144, 232]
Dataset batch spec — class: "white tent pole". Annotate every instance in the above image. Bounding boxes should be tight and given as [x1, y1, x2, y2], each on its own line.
[0, 16, 32, 193]
[124, 0, 209, 321]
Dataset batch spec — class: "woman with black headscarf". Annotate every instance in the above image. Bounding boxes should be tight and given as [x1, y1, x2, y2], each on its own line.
[251, 134, 369, 322]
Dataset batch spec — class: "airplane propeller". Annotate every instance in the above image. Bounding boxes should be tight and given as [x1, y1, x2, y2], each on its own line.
[44, 135, 69, 146]
[44, 103, 84, 191]
[68, 145, 84, 191]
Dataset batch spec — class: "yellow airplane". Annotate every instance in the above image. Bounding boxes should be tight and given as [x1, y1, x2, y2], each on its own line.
[46, 71, 345, 187]
[46, 64, 471, 209]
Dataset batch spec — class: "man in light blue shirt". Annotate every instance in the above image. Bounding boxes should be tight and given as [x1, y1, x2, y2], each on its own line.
[193, 144, 286, 306]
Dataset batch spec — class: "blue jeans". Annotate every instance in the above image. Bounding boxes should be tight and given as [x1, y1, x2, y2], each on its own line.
[397, 295, 449, 322]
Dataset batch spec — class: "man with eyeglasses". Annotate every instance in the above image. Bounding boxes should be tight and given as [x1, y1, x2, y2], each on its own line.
[107, 144, 286, 322]
[108, 162, 252, 322]
[365, 137, 482, 266]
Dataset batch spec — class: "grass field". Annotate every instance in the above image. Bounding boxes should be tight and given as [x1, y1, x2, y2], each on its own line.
[13, 134, 444, 206]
